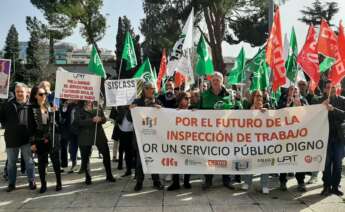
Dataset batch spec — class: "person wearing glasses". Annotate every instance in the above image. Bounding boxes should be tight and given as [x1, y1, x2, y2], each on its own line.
[30, 85, 62, 193]
[0, 83, 36, 192]
[129, 81, 163, 191]
[241, 90, 270, 194]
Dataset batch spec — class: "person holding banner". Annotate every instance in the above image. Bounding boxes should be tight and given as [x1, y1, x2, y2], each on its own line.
[129, 81, 163, 191]
[75, 101, 116, 185]
[241, 90, 270, 194]
[316, 81, 345, 196]
[278, 85, 308, 192]
[29, 86, 62, 193]
[167, 92, 192, 191]
[199, 72, 235, 190]
[0, 83, 36, 192]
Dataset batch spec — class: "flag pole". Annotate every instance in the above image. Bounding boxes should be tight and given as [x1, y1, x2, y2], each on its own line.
[93, 99, 100, 146]
[118, 59, 123, 80]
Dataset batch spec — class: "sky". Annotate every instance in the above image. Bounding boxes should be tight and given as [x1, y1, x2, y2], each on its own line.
[0, 0, 344, 58]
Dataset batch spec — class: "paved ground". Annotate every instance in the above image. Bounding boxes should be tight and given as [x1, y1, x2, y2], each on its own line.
[0, 123, 344, 212]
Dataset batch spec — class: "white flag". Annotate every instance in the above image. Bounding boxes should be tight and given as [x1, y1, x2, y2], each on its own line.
[167, 8, 195, 85]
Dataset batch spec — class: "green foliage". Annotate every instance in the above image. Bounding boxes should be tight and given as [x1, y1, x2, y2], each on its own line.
[3, 25, 19, 63]
[115, 16, 142, 79]
[299, 0, 339, 26]
[31, 0, 76, 64]
[57, 0, 106, 50]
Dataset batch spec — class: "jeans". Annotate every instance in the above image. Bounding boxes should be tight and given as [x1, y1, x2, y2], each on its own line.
[6, 144, 35, 186]
[322, 140, 345, 188]
[243, 174, 269, 188]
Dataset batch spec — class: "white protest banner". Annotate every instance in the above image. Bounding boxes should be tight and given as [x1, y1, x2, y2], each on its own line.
[131, 105, 329, 174]
[0, 59, 11, 99]
[105, 79, 140, 106]
[55, 67, 101, 102]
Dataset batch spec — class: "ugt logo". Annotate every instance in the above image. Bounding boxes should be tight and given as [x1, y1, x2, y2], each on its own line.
[161, 158, 177, 167]
[142, 117, 157, 128]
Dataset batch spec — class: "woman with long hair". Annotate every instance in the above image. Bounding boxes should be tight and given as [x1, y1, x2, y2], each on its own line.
[30, 85, 62, 193]
[241, 90, 270, 194]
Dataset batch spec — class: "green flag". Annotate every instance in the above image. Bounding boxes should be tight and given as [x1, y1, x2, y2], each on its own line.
[195, 35, 214, 76]
[248, 49, 270, 91]
[271, 87, 281, 107]
[122, 32, 138, 70]
[285, 27, 299, 82]
[88, 45, 106, 78]
[319, 56, 335, 72]
[228, 47, 246, 84]
[133, 58, 155, 83]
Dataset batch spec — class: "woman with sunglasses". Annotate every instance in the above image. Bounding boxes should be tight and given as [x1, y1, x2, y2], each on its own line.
[241, 90, 270, 194]
[30, 86, 62, 193]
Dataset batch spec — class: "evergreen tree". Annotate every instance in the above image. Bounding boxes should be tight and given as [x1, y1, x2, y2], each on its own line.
[115, 16, 142, 79]
[3, 25, 20, 71]
[299, 0, 339, 26]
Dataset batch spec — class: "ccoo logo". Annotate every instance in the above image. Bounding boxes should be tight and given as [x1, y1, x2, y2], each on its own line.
[161, 158, 177, 167]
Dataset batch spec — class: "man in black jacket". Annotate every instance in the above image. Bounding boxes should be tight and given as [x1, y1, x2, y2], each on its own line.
[318, 81, 345, 196]
[130, 81, 163, 191]
[0, 83, 36, 192]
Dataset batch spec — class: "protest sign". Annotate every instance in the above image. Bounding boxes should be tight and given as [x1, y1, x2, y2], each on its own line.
[55, 68, 101, 102]
[131, 105, 329, 174]
[105, 79, 140, 106]
[0, 59, 11, 99]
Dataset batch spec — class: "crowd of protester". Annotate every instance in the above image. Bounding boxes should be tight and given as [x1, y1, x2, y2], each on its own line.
[0, 72, 344, 197]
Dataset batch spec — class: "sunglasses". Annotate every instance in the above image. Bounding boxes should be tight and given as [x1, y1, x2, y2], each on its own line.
[38, 93, 47, 97]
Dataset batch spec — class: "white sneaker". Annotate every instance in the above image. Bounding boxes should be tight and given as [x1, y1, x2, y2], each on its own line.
[262, 187, 269, 194]
[241, 183, 249, 190]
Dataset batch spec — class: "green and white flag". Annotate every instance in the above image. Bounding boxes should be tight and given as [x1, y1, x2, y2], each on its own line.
[228, 47, 245, 84]
[133, 58, 155, 83]
[122, 31, 138, 71]
[285, 27, 299, 82]
[88, 45, 106, 78]
[248, 49, 271, 91]
[196, 34, 214, 76]
[166, 8, 194, 86]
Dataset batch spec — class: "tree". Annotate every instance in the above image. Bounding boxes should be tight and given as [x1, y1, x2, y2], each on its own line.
[140, 0, 187, 70]
[115, 16, 142, 78]
[30, 0, 76, 64]
[57, 0, 106, 53]
[3, 25, 20, 69]
[140, 0, 268, 75]
[25, 17, 49, 84]
[299, 0, 339, 26]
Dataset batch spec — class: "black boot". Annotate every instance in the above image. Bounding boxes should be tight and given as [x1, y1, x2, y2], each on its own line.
[183, 175, 192, 189]
[85, 169, 92, 185]
[40, 181, 47, 193]
[321, 186, 331, 196]
[331, 187, 344, 196]
[56, 174, 62, 191]
[167, 182, 180, 191]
